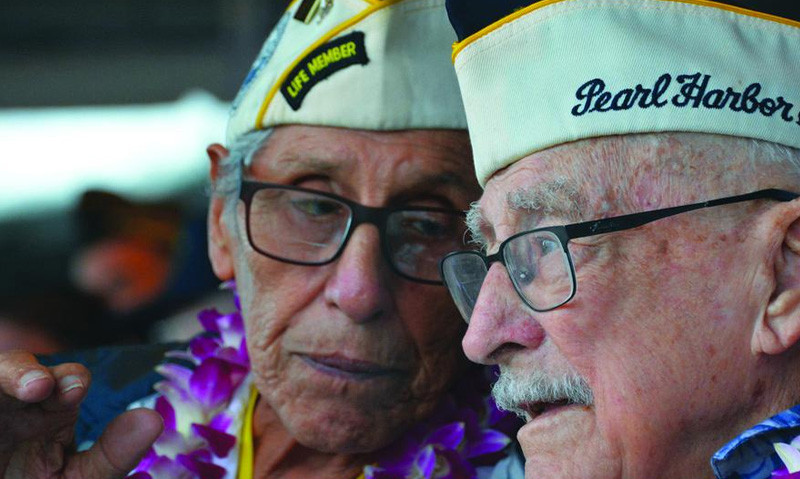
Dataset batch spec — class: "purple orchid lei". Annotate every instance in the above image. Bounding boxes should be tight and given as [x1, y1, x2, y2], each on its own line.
[127, 281, 249, 479]
[772, 436, 800, 478]
[127, 282, 518, 479]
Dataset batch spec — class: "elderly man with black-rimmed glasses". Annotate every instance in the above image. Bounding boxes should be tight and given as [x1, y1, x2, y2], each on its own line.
[442, 0, 800, 478]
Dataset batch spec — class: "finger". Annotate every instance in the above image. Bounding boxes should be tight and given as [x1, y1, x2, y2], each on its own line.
[39, 363, 92, 413]
[0, 350, 56, 404]
[0, 357, 90, 452]
[69, 409, 163, 479]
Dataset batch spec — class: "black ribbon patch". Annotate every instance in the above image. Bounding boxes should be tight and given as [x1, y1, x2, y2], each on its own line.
[280, 31, 369, 111]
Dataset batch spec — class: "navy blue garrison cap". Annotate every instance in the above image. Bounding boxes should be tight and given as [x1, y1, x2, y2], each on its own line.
[446, 0, 800, 41]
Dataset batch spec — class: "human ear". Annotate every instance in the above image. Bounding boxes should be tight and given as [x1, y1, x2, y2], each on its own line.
[754, 201, 800, 355]
[206, 143, 235, 281]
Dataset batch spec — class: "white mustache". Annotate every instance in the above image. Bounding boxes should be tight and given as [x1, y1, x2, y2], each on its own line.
[492, 368, 594, 418]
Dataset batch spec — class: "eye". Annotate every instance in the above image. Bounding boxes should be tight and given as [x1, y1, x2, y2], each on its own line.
[516, 268, 534, 283]
[291, 198, 344, 217]
[537, 236, 559, 255]
[395, 211, 459, 240]
[404, 218, 447, 237]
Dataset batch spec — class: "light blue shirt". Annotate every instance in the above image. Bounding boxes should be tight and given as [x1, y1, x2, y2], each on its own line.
[480, 444, 525, 479]
[712, 405, 800, 479]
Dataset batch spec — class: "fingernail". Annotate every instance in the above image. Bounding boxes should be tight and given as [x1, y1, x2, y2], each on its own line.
[20, 370, 49, 388]
[59, 375, 84, 394]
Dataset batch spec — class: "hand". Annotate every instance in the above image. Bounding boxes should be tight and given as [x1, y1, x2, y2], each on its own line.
[0, 350, 163, 479]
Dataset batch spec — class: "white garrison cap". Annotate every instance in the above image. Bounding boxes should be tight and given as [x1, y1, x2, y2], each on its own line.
[227, 0, 467, 145]
[448, 0, 800, 186]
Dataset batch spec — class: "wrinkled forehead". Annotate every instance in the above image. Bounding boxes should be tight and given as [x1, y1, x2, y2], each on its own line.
[476, 155, 589, 237]
[475, 133, 748, 232]
[479, 138, 620, 216]
[247, 125, 476, 193]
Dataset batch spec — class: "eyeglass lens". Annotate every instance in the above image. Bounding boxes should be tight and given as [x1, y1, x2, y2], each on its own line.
[247, 186, 466, 282]
[506, 230, 573, 310]
[441, 251, 487, 322]
[249, 187, 351, 263]
[441, 230, 574, 322]
[386, 210, 467, 281]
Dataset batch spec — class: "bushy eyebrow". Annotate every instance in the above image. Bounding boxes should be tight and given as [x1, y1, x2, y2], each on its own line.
[465, 202, 488, 251]
[466, 178, 586, 252]
[271, 155, 340, 175]
[507, 178, 586, 224]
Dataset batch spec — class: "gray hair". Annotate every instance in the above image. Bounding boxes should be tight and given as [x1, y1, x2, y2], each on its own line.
[210, 128, 274, 220]
[492, 367, 594, 419]
[745, 137, 800, 173]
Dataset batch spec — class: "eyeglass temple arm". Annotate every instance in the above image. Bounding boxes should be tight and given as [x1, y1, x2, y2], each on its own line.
[564, 189, 798, 239]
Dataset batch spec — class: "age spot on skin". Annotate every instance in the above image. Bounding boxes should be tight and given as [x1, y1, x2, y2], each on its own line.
[706, 344, 716, 358]
[656, 240, 669, 256]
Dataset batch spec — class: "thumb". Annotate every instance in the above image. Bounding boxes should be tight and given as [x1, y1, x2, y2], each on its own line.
[69, 408, 163, 479]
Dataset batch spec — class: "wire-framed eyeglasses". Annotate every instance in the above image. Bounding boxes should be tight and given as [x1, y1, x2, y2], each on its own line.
[239, 180, 469, 284]
[440, 189, 799, 322]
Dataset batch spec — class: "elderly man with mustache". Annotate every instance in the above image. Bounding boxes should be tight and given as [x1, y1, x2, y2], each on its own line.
[439, 1, 800, 478]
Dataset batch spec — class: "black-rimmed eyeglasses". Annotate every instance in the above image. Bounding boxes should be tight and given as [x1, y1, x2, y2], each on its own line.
[239, 180, 468, 284]
[440, 189, 799, 322]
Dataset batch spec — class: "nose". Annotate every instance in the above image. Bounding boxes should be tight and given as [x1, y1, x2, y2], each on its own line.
[324, 225, 393, 323]
[461, 262, 546, 364]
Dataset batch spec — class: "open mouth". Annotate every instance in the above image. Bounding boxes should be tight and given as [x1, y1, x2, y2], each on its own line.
[299, 354, 403, 380]
[518, 399, 577, 422]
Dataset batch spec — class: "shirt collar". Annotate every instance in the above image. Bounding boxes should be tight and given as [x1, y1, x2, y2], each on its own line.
[711, 405, 800, 479]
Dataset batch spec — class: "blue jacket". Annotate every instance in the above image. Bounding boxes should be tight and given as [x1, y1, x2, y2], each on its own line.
[39, 343, 180, 446]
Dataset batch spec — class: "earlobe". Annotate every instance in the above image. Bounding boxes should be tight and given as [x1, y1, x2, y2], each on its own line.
[207, 143, 235, 281]
[758, 290, 800, 355]
[754, 205, 800, 356]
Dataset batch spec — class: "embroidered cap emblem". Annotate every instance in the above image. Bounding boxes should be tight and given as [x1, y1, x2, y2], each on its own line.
[280, 30, 369, 111]
[294, 0, 333, 24]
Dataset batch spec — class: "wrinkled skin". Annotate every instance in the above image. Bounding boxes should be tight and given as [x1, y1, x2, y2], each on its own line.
[462, 133, 800, 479]
[0, 125, 478, 479]
[208, 126, 477, 453]
[207, 126, 478, 475]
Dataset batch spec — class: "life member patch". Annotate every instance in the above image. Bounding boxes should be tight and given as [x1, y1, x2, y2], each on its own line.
[280, 31, 368, 111]
[571, 72, 800, 127]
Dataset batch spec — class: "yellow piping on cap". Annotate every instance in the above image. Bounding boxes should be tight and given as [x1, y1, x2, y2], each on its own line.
[451, 0, 800, 62]
[254, 0, 405, 131]
[450, 0, 571, 62]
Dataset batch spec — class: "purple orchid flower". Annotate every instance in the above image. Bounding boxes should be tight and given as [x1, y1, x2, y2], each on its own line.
[189, 356, 248, 410]
[191, 423, 237, 458]
[365, 412, 510, 479]
[176, 449, 227, 479]
[773, 467, 800, 478]
[773, 435, 800, 478]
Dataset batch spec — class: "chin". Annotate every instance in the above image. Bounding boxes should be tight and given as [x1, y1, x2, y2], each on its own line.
[517, 405, 622, 479]
[288, 404, 409, 453]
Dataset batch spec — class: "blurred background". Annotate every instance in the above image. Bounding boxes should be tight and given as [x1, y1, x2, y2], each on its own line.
[0, 0, 287, 353]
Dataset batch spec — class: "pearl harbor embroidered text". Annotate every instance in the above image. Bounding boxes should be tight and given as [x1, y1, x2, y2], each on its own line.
[571, 73, 799, 126]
